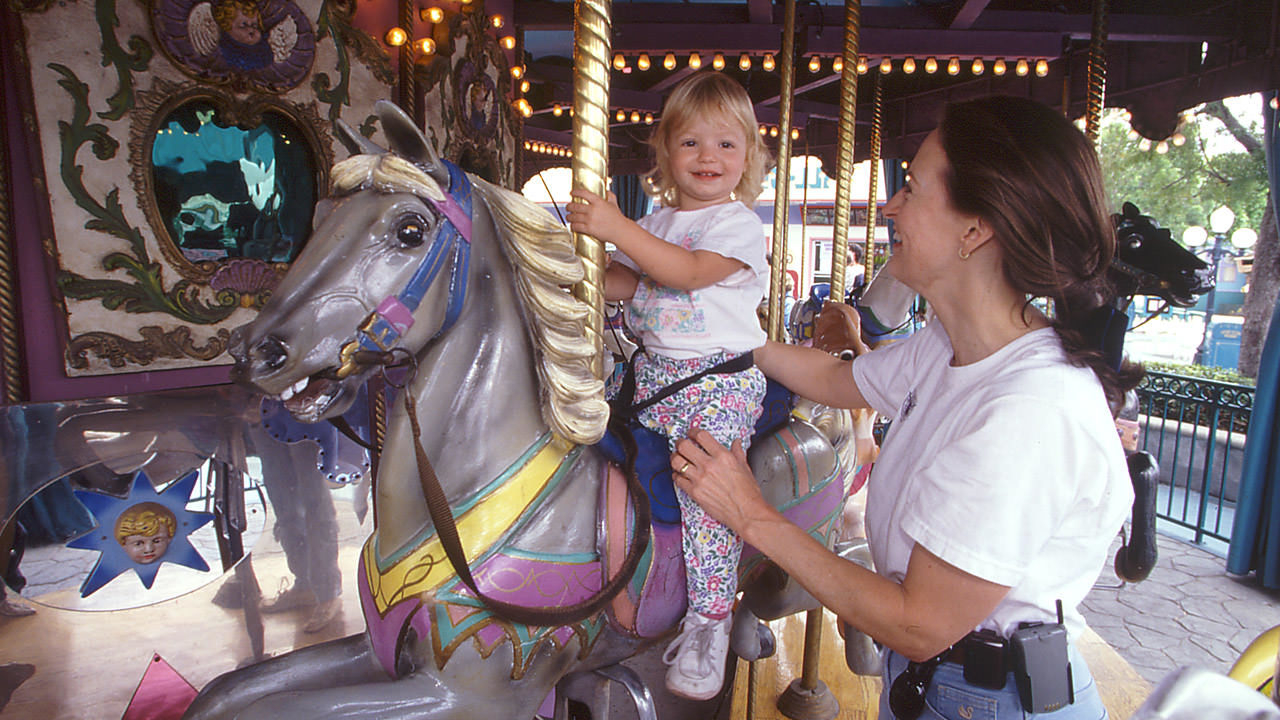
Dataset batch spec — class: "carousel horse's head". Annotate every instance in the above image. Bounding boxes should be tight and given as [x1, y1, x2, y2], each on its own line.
[1111, 202, 1214, 308]
[229, 100, 475, 423]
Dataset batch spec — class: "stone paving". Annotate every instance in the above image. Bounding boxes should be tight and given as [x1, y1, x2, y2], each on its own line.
[1082, 531, 1280, 685]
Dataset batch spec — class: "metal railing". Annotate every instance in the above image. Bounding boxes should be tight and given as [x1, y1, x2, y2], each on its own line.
[1135, 370, 1254, 546]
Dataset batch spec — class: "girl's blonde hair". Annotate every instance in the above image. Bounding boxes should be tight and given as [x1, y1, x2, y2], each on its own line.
[646, 72, 771, 207]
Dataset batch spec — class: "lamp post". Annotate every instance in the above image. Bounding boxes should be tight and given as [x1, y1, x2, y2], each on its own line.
[1182, 205, 1257, 366]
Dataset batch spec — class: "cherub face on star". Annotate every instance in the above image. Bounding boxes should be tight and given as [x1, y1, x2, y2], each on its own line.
[114, 502, 178, 565]
[213, 0, 263, 45]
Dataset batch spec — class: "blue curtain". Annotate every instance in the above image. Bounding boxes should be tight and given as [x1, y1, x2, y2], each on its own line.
[611, 174, 651, 221]
[1226, 89, 1280, 586]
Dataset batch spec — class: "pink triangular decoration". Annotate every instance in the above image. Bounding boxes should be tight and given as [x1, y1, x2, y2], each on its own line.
[121, 654, 198, 720]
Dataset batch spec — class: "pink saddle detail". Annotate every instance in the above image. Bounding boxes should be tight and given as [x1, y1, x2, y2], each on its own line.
[601, 462, 686, 638]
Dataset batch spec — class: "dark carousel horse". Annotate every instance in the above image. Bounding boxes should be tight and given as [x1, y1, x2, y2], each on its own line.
[184, 101, 862, 719]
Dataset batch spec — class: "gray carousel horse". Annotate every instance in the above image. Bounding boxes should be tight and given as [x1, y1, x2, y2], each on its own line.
[185, 101, 860, 719]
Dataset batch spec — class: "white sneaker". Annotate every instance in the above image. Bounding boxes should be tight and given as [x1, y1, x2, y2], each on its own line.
[663, 612, 732, 701]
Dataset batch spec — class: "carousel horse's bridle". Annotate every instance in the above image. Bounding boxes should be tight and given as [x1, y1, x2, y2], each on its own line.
[330, 160, 651, 627]
[337, 160, 474, 380]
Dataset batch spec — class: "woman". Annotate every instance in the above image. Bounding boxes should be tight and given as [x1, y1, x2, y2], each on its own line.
[671, 95, 1140, 719]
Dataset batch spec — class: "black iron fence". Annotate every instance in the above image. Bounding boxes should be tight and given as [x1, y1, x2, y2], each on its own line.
[1135, 370, 1255, 546]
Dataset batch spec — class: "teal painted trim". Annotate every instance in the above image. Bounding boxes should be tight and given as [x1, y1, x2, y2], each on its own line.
[502, 547, 598, 564]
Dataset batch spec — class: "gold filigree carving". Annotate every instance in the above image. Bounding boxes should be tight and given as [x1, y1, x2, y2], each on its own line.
[66, 326, 232, 369]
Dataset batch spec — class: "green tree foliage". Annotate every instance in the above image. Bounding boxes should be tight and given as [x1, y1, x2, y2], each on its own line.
[1098, 107, 1267, 242]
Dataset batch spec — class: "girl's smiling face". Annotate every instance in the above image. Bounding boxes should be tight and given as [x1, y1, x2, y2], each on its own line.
[665, 112, 748, 211]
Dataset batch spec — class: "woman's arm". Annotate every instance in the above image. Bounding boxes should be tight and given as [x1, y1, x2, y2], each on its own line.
[605, 262, 640, 302]
[566, 189, 743, 290]
[671, 428, 1008, 661]
[754, 340, 870, 410]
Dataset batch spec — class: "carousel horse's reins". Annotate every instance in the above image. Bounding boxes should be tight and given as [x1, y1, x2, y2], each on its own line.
[333, 160, 651, 627]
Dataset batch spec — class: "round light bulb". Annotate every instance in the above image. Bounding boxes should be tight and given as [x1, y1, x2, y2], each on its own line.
[993, 58, 1006, 75]
[832, 56, 843, 72]
[879, 57, 892, 74]
[856, 57, 868, 74]
[1035, 59, 1049, 76]
[385, 27, 407, 47]
[971, 57, 984, 75]
[924, 56, 938, 74]
[1138, 138, 1152, 151]
[490, 15, 503, 28]
[791, 128, 799, 140]
[1155, 140, 1169, 154]
[630, 110, 640, 123]
[416, 37, 436, 55]
[762, 53, 775, 71]
[689, 52, 701, 69]
[552, 104, 563, 117]
[809, 55, 821, 73]
[613, 53, 626, 70]
[1016, 59, 1029, 76]
[520, 79, 530, 93]
[664, 52, 677, 70]
[510, 64, 523, 78]
[500, 35, 516, 50]
[902, 56, 916, 74]
[1232, 227, 1258, 250]
[421, 7, 444, 23]
[1210, 205, 1236, 234]
[740, 53, 752, 71]
[1171, 132, 1186, 146]
[638, 53, 651, 71]
[769, 126, 778, 137]
[644, 113, 654, 125]
[947, 57, 960, 75]
[1182, 225, 1208, 248]
[615, 109, 626, 122]
[759, 125, 768, 136]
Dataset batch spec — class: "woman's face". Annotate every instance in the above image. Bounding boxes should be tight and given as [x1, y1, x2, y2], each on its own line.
[882, 130, 976, 295]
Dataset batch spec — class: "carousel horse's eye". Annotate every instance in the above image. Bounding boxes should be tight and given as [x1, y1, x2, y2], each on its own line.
[395, 216, 429, 248]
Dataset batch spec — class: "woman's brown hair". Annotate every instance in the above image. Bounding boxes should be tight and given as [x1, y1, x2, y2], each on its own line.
[937, 95, 1142, 409]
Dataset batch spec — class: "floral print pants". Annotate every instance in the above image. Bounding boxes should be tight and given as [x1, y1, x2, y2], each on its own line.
[633, 351, 766, 617]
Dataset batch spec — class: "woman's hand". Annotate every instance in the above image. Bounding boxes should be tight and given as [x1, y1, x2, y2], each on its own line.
[671, 428, 777, 534]
[566, 189, 628, 241]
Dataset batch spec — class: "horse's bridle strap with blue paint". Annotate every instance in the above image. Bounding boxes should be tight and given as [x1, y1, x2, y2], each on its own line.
[338, 161, 474, 378]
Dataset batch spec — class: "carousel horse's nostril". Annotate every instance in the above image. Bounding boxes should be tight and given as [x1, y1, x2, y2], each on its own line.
[255, 336, 288, 371]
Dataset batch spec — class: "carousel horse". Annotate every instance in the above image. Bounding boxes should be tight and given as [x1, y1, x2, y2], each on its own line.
[185, 100, 860, 719]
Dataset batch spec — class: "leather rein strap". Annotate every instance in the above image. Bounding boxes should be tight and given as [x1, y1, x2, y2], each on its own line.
[402, 392, 651, 627]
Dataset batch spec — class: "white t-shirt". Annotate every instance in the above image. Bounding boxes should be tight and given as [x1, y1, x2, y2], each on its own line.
[851, 321, 1132, 641]
[613, 203, 768, 359]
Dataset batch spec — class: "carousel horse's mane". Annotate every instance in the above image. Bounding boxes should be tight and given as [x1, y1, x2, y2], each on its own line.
[329, 153, 609, 445]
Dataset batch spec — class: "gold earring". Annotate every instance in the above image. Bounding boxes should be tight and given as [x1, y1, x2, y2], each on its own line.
[958, 246, 972, 260]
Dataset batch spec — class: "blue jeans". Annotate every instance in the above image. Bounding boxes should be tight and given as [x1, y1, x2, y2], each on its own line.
[879, 645, 1107, 720]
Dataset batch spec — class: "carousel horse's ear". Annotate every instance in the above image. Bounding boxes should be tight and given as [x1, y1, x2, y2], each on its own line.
[374, 100, 449, 187]
[333, 117, 384, 157]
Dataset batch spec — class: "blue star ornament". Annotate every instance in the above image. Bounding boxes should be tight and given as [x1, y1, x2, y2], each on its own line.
[67, 470, 216, 597]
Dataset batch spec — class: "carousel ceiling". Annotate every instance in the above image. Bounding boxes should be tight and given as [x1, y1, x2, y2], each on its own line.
[510, 0, 1279, 176]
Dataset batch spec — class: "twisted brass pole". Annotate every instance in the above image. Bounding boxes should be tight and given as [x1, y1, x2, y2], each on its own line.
[0, 115, 20, 404]
[570, 0, 611, 380]
[828, 0, 862, 302]
[1085, 0, 1108, 144]
[863, 76, 882, 279]
[766, 0, 797, 343]
[398, 0, 415, 121]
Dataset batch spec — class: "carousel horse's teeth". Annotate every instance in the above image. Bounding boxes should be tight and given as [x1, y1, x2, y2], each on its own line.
[280, 384, 296, 401]
[280, 377, 309, 401]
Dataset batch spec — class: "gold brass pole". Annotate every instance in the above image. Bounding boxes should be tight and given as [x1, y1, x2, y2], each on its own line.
[828, 0, 862, 303]
[398, 0, 415, 120]
[767, 0, 797, 343]
[570, 0, 611, 380]
[863, 76, 882, 280]
[0, 111, 20, 404]
[1085, 0, 1108, 144]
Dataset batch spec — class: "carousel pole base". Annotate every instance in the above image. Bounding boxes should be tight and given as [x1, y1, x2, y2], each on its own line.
[775, 678, 839, 720]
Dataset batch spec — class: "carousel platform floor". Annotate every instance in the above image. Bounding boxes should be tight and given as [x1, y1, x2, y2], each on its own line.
[2, 527, 1274, 718]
